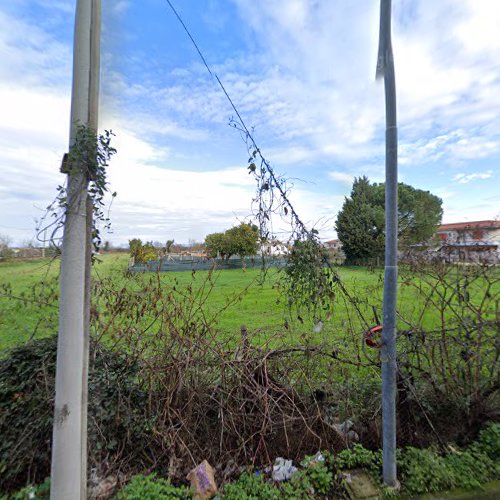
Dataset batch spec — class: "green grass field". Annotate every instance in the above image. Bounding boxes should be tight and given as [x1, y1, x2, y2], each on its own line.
[0, 254, 383, 350]
[1, 253, 497, 352]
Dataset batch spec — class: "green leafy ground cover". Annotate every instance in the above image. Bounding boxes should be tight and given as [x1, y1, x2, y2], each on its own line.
[6, 424, 498, 498]
[108, 424, 500, 498]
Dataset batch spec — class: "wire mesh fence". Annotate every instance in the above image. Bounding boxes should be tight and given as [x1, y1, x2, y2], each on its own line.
[128, 256, 288, 273]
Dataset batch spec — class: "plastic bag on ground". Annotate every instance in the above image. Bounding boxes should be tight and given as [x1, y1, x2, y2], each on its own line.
[272, 457, 297, 481]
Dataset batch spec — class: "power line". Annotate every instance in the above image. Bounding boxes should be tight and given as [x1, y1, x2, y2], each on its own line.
[163, 0, 245, 129]
[161, 1, 375, 331]
[164, 0, 213, 77]
[163, 0, 312, 239]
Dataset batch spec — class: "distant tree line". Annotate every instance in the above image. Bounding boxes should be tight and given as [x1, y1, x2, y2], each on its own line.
[0, 235, 13, 259]
[128, 224, 260, 264]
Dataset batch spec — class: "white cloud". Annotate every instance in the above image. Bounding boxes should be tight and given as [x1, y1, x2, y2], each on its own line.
[433, 189, 456, 201]
[113, 1, 130, 15]
[105, 0, 500, 170]
[0, 86, 70, 142]
[400, 130, 500, 166]
[97, 125, 255, 241]
[2, 0, 500, 245]
[34, 0, 73, 14]
[0, 11, 71, 86]
[0, 8, 72, 245]
[328, 171, 353, 186]
[452, 170, 494, 184]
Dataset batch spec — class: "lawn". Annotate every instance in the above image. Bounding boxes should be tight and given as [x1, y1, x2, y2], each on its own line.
[0, 254, 384, 351]
[0, 253, 497, 352]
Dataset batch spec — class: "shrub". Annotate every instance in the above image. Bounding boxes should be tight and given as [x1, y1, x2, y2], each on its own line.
[222, 473, 280, 500]
[328, 425, 500, 497]
[1, 479, 50, 499]
[222, 463, 333, 499]
[117, 474, 190, 500]
[398, 447, 455, 494]
[281, 460, 333, 498]
[0, 338, 56, 491]
[397, 423, 500, 496]
[0, 336, 148, 493]
[472, 422, 500, 461]
[333, 444, 380, 471]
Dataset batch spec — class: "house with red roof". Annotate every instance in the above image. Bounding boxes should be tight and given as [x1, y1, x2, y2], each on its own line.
[435, 220, 500, 263]
[325, 239, 342, 250]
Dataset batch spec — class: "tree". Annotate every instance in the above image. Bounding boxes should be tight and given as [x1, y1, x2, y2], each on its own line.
[335, 176, 442, 263]
[0, 234, 13, 259]
[225, 223, 259, 259]
[204, 223, 259, 260]
[165, 239, 175, 254]
[128, 238, 157, 263]
[128, 238, 142, 258]
[204, 232, 227, 259]
[335, 177, 385, 263]
[392, 183, 443, 246]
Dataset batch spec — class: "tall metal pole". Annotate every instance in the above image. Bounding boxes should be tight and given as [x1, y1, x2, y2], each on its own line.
[51, 1, 100, 498]
[376, 0, 398, 487]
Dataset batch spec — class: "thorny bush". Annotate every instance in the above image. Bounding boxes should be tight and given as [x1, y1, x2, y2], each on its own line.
[394, 261, 499, 445]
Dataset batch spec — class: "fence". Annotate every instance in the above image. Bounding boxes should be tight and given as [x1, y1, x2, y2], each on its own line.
[128, 256, 288, 273]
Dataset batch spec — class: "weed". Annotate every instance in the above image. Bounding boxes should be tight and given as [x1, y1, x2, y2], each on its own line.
[116, 474, 190, 500]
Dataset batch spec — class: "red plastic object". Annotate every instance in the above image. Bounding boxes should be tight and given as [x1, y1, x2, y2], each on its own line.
[364, 325, 383, 348]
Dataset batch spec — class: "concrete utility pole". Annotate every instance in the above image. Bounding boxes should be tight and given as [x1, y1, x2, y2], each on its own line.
[50, 1, 101, 499]
[376, 0, 398, 488]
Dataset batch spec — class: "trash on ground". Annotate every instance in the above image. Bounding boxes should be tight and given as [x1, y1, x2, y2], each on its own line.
[342, 469, 380, 500]
[88, 475, 118, 499]
[313, 320, 324, 333]
[333, 419, 360, 443]
[272, 457, 297, 481]
[303, 451, 325, 468]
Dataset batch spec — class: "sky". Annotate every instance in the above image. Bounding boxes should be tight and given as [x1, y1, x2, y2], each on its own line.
[0, 0, 499, 247]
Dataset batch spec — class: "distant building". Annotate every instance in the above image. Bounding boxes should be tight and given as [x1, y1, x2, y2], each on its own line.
[325, 239, 342, 250]
[435, 220, 500, 263]
[324, 239, 345, 264]
[260, 240, 289, 256]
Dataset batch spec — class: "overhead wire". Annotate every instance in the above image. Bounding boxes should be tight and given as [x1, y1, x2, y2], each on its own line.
[162, 0, 374, 329]
[162, 0, 310, 237]
[161, 5, 475, 411]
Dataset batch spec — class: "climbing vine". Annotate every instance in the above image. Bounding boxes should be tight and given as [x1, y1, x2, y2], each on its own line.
[229, 119, 339, 325]
[37, 124, 117, 253]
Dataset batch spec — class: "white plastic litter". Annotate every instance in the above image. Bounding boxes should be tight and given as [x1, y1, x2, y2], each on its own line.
[301, 451, 326, 468]
[272, 457, 298, 481]
[310, 451, 325, 464]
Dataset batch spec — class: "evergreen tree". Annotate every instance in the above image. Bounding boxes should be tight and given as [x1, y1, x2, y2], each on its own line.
[335, 176, 442, 263]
